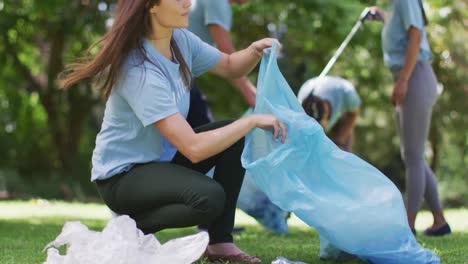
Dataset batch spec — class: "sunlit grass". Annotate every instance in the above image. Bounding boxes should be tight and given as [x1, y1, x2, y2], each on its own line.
[0, 200, 467, 263]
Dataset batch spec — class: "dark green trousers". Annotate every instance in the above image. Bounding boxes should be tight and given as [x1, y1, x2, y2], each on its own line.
[96, 120, 245, 244]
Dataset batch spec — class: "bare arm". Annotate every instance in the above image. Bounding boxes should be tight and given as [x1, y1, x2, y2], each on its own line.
[331, 108, 359, 145]
[209, 24, 256, 106]
[209, 37, 280, 79]
[208, 24, 236, 54]
[398, 27, 421, 82]
[155, 113, 286, 163]
[392, 26, 421, 106]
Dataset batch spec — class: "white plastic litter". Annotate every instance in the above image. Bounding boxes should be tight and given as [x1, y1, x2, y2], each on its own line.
[43, 215, 209, 264]
[271, 256, 309, 264]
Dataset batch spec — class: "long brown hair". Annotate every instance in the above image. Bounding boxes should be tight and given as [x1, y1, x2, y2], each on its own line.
[418, 0, 429, 26]
[302, 93, 326, 122]
[59, 0, 191, 99]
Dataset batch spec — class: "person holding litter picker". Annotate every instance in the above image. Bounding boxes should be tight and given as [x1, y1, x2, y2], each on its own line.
[58, 0, 285, 263]
[369, 0, 451, 236]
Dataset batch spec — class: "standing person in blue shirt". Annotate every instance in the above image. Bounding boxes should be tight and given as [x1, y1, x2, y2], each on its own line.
[186, 0, 256, 128]
[369, 0, 451, 236]
[298, 76, 361, 152]
[59, 0, 286, 263]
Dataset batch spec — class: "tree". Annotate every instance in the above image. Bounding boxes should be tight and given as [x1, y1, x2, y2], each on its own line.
[0, 0, 465, 204]
[0, 1, 112, 176]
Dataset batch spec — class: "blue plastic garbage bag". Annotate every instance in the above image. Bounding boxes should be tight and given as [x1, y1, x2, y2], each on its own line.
[241, 43, 440, 264]
[237, 171, 289, 234]
[206, 162, 288, 234]
[236, 109, 289, 234]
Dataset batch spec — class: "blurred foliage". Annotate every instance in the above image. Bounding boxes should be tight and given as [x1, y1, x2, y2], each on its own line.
[0, 0, 466, 204]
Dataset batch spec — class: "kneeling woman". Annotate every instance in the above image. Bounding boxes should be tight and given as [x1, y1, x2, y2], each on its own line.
[59, 1, 286, 263]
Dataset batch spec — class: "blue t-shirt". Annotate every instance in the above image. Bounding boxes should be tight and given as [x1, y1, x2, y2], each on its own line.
[297, 76, 361, 131]
[91, 29, 220, 181]
[188, 0, 232, 46]
[382, 0, 432, 69]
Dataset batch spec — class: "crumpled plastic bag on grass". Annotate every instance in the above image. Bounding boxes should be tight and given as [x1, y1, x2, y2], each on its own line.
[43, 215, 208, 264]
[272, 256, 309, 264]
[241, 43, 440, 263]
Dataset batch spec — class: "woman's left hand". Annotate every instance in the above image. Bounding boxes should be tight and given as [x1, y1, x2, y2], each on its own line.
[392, 78, 408, 106]
[249, 38, 282, 57]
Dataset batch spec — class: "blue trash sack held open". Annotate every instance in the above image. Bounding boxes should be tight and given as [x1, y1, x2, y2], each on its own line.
[237, 109, 289, 234]
[206, 164, 289, 234]
[241, 43, 440, 264]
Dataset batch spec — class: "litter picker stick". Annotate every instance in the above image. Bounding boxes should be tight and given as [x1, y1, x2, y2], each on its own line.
[318, 8, 381, 78]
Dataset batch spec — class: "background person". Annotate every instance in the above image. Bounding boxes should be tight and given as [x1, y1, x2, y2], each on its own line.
[298, 76, 361, 152]
[186, 0, 256, 128]
[187, 0, 256, 234]
[369, 0, 451, 236]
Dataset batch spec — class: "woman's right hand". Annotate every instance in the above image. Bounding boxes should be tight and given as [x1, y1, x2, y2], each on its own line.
[249, 38, 282, 57]
[368, 6, 385, 22]
[248, 114, 287, 143]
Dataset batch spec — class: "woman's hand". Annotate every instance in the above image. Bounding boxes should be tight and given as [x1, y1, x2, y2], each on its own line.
[211, 39, 281, 79]
[392, 78, 408, 106]
[368, 6, 385, 22]
[249, 38, 282, 57]
[248, 114, 287, 143]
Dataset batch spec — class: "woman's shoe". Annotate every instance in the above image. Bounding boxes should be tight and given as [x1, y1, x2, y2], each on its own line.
[423, 223, 451, 236]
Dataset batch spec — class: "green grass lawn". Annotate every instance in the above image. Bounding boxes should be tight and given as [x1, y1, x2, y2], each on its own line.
[0, 200, 467, 263]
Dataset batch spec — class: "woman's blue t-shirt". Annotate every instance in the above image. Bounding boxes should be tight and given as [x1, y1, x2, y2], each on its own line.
[382, 0, 433, 69]
[91, 29, 220, 181]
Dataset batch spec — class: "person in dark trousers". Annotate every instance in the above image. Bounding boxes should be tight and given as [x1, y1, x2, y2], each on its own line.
[187, 0, 255, 234]
[59, 0, 286, 263]
[369, 0, 450, 236]
[186, 0, 256, 128]
[298, 76, 361, 152]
